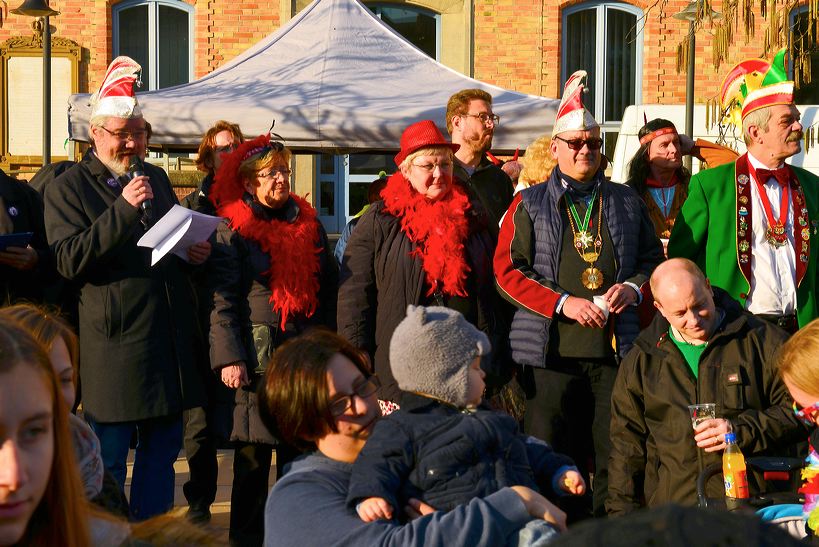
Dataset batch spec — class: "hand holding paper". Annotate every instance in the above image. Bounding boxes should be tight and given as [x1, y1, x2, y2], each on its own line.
[137, 205, 222, 266]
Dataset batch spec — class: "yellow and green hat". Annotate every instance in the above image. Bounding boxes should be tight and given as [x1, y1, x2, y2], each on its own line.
[719, 48, 794, 128]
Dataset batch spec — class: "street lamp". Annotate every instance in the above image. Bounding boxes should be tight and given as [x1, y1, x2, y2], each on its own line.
[11, 0, 59, 167]
[673, 1, 720, 171]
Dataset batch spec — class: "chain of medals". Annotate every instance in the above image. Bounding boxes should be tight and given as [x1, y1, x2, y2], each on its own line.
[565, 187, 604, 290]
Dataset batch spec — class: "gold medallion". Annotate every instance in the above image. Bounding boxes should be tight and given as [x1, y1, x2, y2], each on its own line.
[582, 251, 600, 262]
[574, 231, 594, 248]
[582, 267, 604, 290]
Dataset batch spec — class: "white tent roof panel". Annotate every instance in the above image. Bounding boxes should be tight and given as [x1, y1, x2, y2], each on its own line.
[68, 0, 559, 153]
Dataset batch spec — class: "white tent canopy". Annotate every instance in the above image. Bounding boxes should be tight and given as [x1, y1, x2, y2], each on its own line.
[68, 0, 559, 153]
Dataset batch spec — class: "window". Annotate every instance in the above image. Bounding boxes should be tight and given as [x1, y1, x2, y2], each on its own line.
[368, 3, 441, 60]
[113, 0, 193, 90]
[562, 2, 643, 157]
[790, 6, 819, 104]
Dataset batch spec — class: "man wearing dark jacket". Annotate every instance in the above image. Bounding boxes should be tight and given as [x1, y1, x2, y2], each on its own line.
[44, 56, 211, 520]
[446, 88, 513, 235]
[494, 71, 663, 517]
[607, 258, 804, 515]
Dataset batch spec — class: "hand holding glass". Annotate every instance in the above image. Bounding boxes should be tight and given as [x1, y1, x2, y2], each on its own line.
[688, 403, 716, 428]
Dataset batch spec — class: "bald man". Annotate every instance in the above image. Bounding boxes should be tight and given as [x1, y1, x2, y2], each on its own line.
[606, 258, 803, 515]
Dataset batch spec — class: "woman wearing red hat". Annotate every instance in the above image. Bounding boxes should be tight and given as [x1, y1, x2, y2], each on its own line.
[207, 134, 337, 546]
[338, 120, 509, 408]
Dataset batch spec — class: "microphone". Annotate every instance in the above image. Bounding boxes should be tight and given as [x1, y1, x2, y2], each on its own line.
[127, 156, 152, 222]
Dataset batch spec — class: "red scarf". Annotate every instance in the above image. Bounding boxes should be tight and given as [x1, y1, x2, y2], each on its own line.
[645, 173, 678, 188]
[210, 135, 322, 329]
[381, 172, 471, 297]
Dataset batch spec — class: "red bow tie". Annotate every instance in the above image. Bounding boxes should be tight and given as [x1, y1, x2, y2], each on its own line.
[756, 167, 792, 187]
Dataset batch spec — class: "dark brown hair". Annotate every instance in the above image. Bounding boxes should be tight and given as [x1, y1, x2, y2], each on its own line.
[196, 120, 245, 172]
[257, 329, 371, 450]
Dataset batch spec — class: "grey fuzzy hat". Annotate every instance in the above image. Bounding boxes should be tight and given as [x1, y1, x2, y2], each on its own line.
[390, 305, 490, 407]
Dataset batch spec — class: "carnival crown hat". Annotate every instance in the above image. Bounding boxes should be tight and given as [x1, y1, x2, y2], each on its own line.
[719, 48, 794, 128]
[394, 120, 459, 167]
[90, 56, 143, 121]
[552, 70, 599, 137]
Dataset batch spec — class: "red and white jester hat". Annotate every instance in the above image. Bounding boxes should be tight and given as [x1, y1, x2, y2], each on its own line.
[90, 56, 143, 122]
[552, 70, 599, 137]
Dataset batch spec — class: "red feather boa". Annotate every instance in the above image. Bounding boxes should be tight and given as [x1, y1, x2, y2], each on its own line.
[381, 172, 471, 297]
[210, 135, 322, 329]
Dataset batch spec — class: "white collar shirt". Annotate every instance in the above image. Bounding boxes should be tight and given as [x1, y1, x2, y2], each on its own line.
[744, 151, 796, 315]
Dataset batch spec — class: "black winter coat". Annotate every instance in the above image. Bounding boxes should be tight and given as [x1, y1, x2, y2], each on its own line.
[337, 200, 510, 402]
[44, 153, 206, 422]
[347, 393, 575, 512]
[607, 290, 804, 515]
[208, 195, 337, 444]
[0, 169, 54, 304]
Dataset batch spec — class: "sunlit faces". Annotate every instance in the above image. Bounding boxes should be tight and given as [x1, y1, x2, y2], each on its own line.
[211, 130, 238, 172]
[654, 277, 717, 344]
[550, 128, 602, 182]
[244, 164, 291, 209]
[402, 151, 454, 201]
[48, 338, 74, 410]
[317, 353, 380, 463]
[752, 104, 804, 164]
[90, 117, 148, 177]
[455, 99, 496, 154]
[0, 364, 54, 546]
[648, 132, 682, 171]
[465, 356, 486, 407]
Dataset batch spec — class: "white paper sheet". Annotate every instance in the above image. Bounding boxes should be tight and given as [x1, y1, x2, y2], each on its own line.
[137, 205, 223, 266]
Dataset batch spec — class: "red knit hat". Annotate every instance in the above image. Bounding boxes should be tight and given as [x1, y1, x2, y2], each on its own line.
[394, 120, 459, 166]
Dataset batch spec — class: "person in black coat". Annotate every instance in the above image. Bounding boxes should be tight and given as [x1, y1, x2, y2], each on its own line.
[43, 56, 211, 520]
[178, 120, 245, 524]
[0, 168, 54, 304]
[207, 134, 337, 546]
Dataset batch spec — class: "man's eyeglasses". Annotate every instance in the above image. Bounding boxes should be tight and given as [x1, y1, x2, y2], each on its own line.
[329, 375, 381, 417]
[461, 112, 500, 126]
[554, 135, 604, 151]
[411, 161, 454, 173]
[99, 126, 148, 142]
[793, 401, 819, 426]
[257, 167, 292, 179]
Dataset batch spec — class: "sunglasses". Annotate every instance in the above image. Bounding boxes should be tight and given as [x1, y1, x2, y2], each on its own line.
[554, 135, 604, 151]
[792, 401, 819, 426]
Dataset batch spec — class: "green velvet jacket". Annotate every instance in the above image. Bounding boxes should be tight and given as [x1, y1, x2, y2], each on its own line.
[668, 154, 819, 328]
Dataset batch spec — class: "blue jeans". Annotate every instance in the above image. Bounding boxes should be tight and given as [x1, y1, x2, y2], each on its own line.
[87, 413, 183, 520]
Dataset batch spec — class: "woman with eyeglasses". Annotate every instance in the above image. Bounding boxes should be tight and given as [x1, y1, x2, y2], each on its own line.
[208, 134, 338, 546]
[337, 120, 510, 408]
[258, 329, 566, 547]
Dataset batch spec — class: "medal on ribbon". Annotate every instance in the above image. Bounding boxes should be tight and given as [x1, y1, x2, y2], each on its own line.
[565, 188, 604, 290]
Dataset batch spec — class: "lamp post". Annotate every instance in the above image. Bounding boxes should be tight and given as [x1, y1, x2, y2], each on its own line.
[673, 1, 720, 171]
[11, 0, 59, 167]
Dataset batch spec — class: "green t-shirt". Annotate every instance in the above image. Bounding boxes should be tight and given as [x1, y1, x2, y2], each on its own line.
[669, 328, 708, 378]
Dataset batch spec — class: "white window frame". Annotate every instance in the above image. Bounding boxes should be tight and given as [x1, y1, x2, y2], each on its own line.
[112, 0, 195, 90]
[561, 1, 643, 130]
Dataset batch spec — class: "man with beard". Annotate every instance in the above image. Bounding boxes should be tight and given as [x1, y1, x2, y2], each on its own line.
[494, 71, 663, 517]
[669, 49, 819, 334]
[44, 57, 211, 519]
[446, 89, 513, 235]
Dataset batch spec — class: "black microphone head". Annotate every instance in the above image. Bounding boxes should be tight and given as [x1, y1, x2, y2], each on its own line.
[128, 156, 145, 178]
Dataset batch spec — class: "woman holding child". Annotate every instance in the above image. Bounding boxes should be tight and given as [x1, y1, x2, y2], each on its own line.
[258, 328, 567, 546]
[337, 120, 509, 404]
